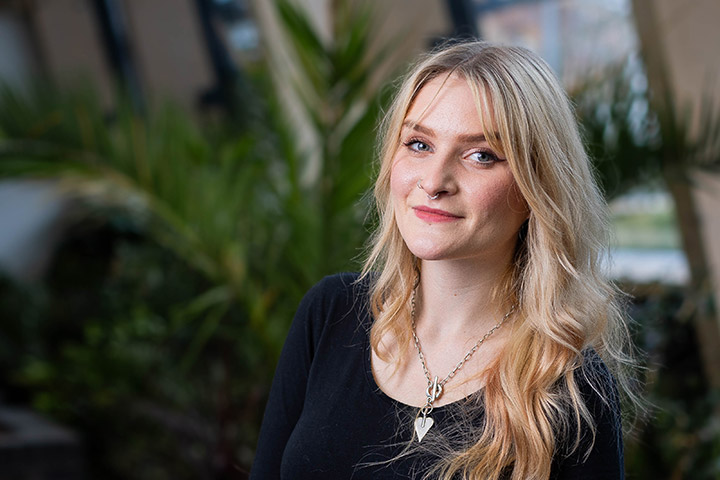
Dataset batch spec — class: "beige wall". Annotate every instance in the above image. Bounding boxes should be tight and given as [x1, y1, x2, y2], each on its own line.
[123, 0, 213, 110]
[368, 0, 450, 67]
[32, 0, 214, 111]
[31, 0, 450, 113]
[634, 0, 720, 316]
[651, 0, 720, 112]
[34, 0, 115, 105]
[653, 0, 720, 306]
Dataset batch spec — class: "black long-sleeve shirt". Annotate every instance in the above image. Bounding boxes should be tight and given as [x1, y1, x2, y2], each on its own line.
[250, 273, 624, 479]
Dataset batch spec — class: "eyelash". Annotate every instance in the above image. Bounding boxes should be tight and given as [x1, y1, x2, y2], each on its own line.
[403, 138, 431, 152]
[468, 150, 500, 165]
[402, 138, 501, 167]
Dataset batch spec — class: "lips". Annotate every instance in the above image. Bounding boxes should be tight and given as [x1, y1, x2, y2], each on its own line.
[413, 206, 462, 223]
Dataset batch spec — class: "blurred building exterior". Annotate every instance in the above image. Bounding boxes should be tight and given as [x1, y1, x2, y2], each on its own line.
[472, 0, 637, 87]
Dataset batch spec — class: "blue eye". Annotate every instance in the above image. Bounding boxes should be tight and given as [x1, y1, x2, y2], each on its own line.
[469, 150, 498, 164]
[404, 139, 431, 152]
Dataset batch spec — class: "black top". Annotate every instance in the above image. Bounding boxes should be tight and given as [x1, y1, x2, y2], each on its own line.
[250, 273, 624, 479]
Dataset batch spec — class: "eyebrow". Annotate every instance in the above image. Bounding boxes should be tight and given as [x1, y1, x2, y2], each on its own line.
[402, 121, 496, 143]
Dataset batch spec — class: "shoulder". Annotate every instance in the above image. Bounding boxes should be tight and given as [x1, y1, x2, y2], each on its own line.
[555, 350, 621, 441]
[552, 349, 624, 477]
[575, 349, 620, 416]
[291, 272, 371, 348]
[298, 272, 369, 315]
[304, 272, 364, 297]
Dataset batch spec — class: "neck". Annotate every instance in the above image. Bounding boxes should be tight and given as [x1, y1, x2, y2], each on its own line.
[416, 256, 512, 341]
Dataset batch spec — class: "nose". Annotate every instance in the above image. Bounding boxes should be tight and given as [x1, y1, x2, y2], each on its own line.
[418, 152, 458, 198]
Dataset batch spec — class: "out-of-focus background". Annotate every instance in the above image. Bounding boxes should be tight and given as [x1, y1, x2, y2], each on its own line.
[0, 0, 718, 478]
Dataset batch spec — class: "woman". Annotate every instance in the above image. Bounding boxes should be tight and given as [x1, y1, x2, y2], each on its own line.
[251, 41, 637, 479]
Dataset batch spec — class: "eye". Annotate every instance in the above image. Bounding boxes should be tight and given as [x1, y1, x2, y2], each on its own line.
[404, 139, 432, 153]
[468, 150, 500, 165]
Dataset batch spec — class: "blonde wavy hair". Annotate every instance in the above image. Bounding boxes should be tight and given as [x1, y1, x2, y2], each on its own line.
[361, 41, 639, 479]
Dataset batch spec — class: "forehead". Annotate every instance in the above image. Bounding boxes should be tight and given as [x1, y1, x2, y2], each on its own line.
[403, 73, 496, 136]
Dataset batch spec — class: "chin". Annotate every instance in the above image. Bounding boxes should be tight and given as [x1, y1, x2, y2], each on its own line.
[405, 241, 454, 261]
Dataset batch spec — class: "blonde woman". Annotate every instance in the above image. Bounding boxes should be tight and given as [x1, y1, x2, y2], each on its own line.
[251, 41, 637, 479]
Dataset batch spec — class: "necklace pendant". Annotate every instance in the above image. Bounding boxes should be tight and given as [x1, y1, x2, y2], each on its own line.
[414, 415, 434, 442]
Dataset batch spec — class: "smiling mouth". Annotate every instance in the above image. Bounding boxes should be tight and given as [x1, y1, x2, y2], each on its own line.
[413, 206, 462, 222]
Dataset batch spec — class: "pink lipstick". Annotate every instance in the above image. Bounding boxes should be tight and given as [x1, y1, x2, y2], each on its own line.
[413, 206, 462, 223]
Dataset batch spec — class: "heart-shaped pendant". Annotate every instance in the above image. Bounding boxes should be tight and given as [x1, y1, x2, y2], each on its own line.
[414, 416, 434, 442]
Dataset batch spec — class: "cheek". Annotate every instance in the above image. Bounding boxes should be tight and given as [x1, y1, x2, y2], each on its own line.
[468, 180, 507, 209]
[506, 182, 529, 217]
[470, 177, 528, 221]
[389, 159, 416, 203]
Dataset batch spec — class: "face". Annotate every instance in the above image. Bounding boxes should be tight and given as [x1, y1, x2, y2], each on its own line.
[390, 74, 528, 266]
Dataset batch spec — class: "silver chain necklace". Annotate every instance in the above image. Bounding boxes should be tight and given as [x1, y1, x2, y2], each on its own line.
[410, 288, 514, 442]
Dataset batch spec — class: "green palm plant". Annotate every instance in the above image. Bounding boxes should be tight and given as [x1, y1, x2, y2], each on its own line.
[572, 62, 660, 200]
[0, 80, 280, 350]
[267, 0, 394, 285]
[0, 0, 395, 360]
[0, 0, 395, 477]
[573, 61, 720, 199]
[0, 81, 287, 477]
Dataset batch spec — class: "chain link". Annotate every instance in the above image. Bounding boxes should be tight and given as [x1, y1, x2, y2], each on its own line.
[410, 287, 515, 398]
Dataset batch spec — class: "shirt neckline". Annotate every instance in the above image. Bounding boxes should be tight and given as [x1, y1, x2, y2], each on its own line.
[361, 311, 485, 412]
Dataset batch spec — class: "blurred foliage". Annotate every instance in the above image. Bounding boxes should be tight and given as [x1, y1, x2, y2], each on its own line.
[0, 3, 719, 478]
[571, 55, 720, 200]
[572, 58, 661, 200]
[263, 0, 394, 285]
[0, 0, 393, 478]
[573, 55, 720, 479]
[626, 284, 720, 479]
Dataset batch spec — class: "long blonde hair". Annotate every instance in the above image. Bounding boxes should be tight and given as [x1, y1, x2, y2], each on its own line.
[361, 41, 638, 479]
